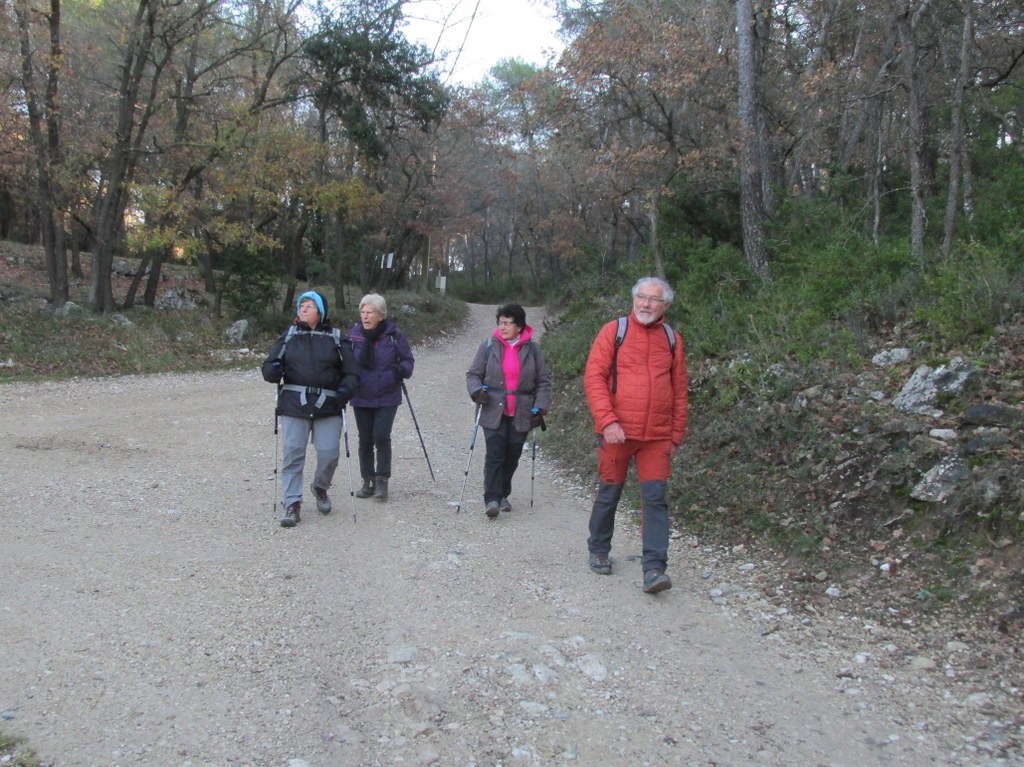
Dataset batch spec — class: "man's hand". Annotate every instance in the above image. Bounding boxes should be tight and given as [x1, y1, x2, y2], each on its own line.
[602, 422, 626, 444]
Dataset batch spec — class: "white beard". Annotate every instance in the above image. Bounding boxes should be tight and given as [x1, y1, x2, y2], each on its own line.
[634, 311, 656, 326]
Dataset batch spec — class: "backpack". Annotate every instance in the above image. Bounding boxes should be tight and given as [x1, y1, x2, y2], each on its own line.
[610, 316, 677, 394]
[276, 324, 345, 361]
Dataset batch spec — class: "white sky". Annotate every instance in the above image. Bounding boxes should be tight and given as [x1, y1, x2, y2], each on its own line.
[402, 0, 565, 85]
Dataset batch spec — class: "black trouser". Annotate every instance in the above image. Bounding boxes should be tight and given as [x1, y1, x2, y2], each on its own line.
[353, 405, 398, 478]
[482, 415, 528, 504]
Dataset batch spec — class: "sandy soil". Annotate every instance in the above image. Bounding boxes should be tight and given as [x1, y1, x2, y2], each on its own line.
[0, 304, 1008, 767]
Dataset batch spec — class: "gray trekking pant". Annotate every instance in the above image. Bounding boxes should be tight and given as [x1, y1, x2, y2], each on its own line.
[587, 480, 670, 573]
[279, 414, 343, 508]
[639, 480, 670, 573]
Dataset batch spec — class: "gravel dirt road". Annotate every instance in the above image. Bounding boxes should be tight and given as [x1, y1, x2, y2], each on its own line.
[0, 304, 1013, 766]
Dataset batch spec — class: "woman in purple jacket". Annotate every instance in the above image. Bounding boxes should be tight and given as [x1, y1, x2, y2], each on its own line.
[347, 293, 415, 500]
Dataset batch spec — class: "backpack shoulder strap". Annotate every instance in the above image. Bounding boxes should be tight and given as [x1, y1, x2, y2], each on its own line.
[662, 322, 676, 352]
[485, 334, 502, 363]
[615, 316, 628, 346]
[279, 325, 345, 359]
[276, 325, 299, 360]
[611, 317, 628, 394]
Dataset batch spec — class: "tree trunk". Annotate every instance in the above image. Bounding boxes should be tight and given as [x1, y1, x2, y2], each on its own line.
[896, 6, 928, 268]
[736, 0, 771, 281]
[143, 248, 166, 308]
[89, 0, 162, 313]
[15, 0, 69, 305]
[648, 188, 665, 280]
[941, 1, 973, 261]
[280, 217, 308, 314]
[330, 210, 346, 312]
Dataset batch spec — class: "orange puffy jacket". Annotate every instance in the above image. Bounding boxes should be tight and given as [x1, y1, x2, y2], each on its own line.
[583, 314, 688, 445]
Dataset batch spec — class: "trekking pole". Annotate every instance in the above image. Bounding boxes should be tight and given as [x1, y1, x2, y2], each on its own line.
[342, 408, 357, 523]
[451, 403, 483, 513]
[272, 384, 281, 516]
[401, 381, 435, 481]
[529, 410, 547, 508]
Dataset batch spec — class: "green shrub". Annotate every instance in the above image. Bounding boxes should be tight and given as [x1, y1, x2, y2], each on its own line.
[915, 242, 1024, 346]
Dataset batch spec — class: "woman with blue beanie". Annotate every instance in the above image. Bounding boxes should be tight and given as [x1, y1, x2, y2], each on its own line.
[262, 291, 359, 527]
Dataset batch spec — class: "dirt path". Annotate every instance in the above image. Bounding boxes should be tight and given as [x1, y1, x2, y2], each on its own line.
[0, 305, 999, 766]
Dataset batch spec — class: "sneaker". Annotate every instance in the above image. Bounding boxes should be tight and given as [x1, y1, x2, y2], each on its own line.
[311, 483, 331, 514]
[280, 502, 300, 528]
[499, 497, 512, 513]
[588, 552, 612, 575]
[642, 569, 672, 594]
[485, 500, 500, 518]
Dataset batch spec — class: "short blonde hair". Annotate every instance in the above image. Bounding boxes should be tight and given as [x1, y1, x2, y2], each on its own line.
[359, 293, 387, 317]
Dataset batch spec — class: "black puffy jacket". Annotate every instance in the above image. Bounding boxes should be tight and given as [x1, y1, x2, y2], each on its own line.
[262, 322, 359, 419]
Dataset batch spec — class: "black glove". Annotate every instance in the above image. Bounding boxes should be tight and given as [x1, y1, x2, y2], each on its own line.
[471, 389, 489, 405]
[262, 359, 284, 384]
[530, 409, 546, 430]
[336, 386, 351, 405]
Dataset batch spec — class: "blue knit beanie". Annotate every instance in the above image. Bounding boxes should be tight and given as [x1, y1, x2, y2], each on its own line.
[296, 291, 328, 321]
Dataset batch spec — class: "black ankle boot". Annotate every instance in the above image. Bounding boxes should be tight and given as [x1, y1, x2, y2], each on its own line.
[373, 475, 389, 500]
[355, 478, 374, 498]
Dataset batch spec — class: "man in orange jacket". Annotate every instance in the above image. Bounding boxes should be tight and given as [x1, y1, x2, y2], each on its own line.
[583, 277, 688, 593]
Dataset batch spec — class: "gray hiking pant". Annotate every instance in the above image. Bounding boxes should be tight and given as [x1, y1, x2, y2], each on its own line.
[588, 479, 670, 573]
[279, 414, 343, 508]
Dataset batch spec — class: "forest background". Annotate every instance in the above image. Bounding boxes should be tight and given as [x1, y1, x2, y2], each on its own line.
[1, 1, 1023, 757]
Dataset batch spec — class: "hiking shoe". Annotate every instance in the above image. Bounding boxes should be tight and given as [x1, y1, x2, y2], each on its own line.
[642, 569, 672, 594]
[355, 478, 375, 498]
[280, 502, 300, 528]
[373, 476, 389, 501]
[311, 483, 331, 514]
[485, 500, 500, 519]
[589, 552, 612, 575]
[499, 497, 512, 513]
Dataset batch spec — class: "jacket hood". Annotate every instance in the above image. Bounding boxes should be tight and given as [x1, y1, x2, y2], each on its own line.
[491, 324, 535, 346]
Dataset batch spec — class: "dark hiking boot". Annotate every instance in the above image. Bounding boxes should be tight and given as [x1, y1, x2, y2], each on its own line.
[642, 569, 672, 594]
[373, 476, 389, 501]
[485, 500, 500, 518]
[589, 552, 612, 575]
[355, 478, 375, 498]
[311, 483, 331, 514]
[499, 497, 512, 513]
[280, 502, 300, 528]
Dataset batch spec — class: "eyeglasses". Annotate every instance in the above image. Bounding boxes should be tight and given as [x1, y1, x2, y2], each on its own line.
[634, 294, 666, 304]
[497, 320, 518, 327]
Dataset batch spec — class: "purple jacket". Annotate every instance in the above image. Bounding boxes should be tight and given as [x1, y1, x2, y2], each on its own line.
[347, 319, 415, 408]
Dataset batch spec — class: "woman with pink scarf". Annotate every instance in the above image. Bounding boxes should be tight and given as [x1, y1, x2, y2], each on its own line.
[466, 304, 552, 518]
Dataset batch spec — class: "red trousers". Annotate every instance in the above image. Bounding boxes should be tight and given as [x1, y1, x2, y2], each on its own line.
[596, 438, 674, 484]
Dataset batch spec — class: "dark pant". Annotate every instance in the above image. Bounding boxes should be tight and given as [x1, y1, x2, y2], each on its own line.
[354, 405, 398, 478]
[482, 415, 528, 503]
[588, 479, 670, 573]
